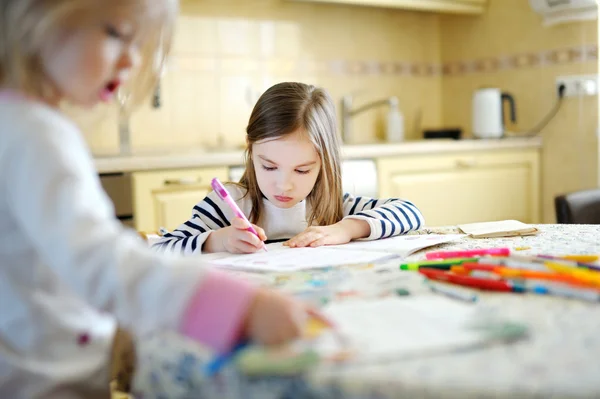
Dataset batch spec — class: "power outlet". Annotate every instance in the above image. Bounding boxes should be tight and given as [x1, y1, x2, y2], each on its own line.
[556, 75, 598, 97]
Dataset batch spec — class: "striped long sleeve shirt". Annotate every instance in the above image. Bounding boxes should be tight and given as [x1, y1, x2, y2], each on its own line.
[153, 184, 425, 255]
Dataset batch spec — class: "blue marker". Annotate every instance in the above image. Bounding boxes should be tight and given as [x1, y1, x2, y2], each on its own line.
[204, 340, 250, 376]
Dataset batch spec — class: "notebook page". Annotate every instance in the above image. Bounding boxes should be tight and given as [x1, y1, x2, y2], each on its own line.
[328, 234, 465, 257]
[211, 245, 395, 272]
[312, 297, 487, 361]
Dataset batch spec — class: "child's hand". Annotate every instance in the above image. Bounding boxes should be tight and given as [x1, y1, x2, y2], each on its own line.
[204, 217, 267, 253]
[243, 288, 332, 346]
[285, 219, 370, 248]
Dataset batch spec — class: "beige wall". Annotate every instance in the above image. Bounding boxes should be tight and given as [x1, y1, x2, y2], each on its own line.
[83, 0, 598, 225]
[439, 0, 598, 223]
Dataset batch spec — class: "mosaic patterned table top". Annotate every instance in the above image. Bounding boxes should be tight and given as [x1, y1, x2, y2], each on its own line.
[230, 224, 600, 398]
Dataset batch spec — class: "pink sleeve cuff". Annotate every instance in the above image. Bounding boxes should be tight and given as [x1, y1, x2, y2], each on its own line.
[179, 270, 257, 354]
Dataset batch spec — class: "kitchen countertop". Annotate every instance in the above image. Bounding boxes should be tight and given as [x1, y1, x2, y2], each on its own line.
[94, 136, 542, 174]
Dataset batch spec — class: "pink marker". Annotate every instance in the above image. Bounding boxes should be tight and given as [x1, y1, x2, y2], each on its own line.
[211, 178, 267, 252]
[425, 248, 510, 260]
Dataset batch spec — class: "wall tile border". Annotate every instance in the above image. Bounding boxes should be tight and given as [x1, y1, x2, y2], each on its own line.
[172, 44, 598, 77]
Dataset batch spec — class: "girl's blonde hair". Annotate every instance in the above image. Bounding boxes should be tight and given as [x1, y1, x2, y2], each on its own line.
[0, 0, 177, 111]
[240, 82, 344, 226]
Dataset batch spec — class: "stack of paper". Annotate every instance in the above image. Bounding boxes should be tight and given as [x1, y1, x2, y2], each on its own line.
[458, 220, 539, 238]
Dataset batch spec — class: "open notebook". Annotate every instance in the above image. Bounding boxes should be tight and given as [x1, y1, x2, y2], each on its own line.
[308, 296, 528, 362]
[236, 296, 528, 375]
[458, 220, 539, 238]
[210, 234, 464, 272]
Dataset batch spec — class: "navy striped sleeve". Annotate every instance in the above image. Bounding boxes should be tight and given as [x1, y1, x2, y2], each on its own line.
[152, 184, 245, 254]
[342, 193, 425, 240]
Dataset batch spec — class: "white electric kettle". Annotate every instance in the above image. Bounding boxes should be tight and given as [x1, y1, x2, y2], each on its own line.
[472, 88, 516, 139]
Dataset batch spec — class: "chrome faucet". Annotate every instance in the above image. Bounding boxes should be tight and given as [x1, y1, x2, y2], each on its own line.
[117, 89, 131, 155]
[341, 94, 399, 144]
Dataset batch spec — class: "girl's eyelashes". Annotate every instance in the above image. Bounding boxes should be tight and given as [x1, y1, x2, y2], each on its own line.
[105, 23, 136, 42]
[261, 165, 311, 175]
[105, 24, 123, 39]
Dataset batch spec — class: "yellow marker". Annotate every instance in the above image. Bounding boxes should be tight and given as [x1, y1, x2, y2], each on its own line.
[561, 255, 599, 263]
[304, 317, 330, 339]
[514, 246, 531, 251]
[545, 262, 600, 285]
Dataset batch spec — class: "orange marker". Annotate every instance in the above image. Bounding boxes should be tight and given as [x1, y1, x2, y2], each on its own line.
[461, 263, 600, 288]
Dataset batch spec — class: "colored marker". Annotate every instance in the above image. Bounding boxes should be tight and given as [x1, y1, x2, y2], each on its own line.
[425, 248, 510, 260]
[544, 262, 600, 285]
[211, 178, 267, 252]
[460, 263, 598, 287]
[508, 254, 600, 272]
[205, 340, 250, 376]
[561, 255, 599, 263]
[536, 255, 600, 272]
[419, 268, 525, 292]
[528, 282, 600, 302]
[426, 281, 478, 302]
[477, 257, 548, 271]
[400, 257, 479, 271]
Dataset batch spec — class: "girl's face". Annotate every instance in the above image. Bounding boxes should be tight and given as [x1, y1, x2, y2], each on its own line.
[41, 5, 142, 107]
[252, 130, 322, 209]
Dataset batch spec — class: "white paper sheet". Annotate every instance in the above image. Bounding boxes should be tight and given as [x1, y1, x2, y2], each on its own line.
[211, 243, 395, 272]
[312, 296, 520, 361]
[328, 234, 465, 257]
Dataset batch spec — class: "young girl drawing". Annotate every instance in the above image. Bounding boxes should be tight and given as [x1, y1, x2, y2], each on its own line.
[0, 1, 328, 397]
[155, 82, 425, 255]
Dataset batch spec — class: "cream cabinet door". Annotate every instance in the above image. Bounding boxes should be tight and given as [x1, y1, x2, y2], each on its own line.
[132, 167, 229, 232]
[377, 150, 540, 227]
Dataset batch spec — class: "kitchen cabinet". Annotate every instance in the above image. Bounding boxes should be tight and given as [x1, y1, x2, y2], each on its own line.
[132, 167, 229, 232]
[289, 0, 487, 14]
[377, 149, 540, 226]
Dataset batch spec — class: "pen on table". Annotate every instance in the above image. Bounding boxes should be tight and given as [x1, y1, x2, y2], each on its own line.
[399, 257, 479, 271]
[211, 178, 268, 252]
[426, 281, 478, 302]
[425, 248, 510, 260]
[419, 268, 525, 292]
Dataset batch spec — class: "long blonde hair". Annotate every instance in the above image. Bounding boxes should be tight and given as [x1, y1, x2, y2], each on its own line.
[0, 0, 177, 111]
[239, 82, 344, 226]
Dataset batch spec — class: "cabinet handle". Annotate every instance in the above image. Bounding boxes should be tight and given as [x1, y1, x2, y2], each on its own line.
[163, 177, 203, 186]
[455, 159, 477, 168]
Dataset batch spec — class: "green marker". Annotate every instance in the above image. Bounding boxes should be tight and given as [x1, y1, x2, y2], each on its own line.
[236, 347, 320, 376]
[400, 257, 479, 271]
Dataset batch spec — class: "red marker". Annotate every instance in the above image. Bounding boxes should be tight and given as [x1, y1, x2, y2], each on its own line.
[419, 268, 525, 292]
[425, 248, 510, 260]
